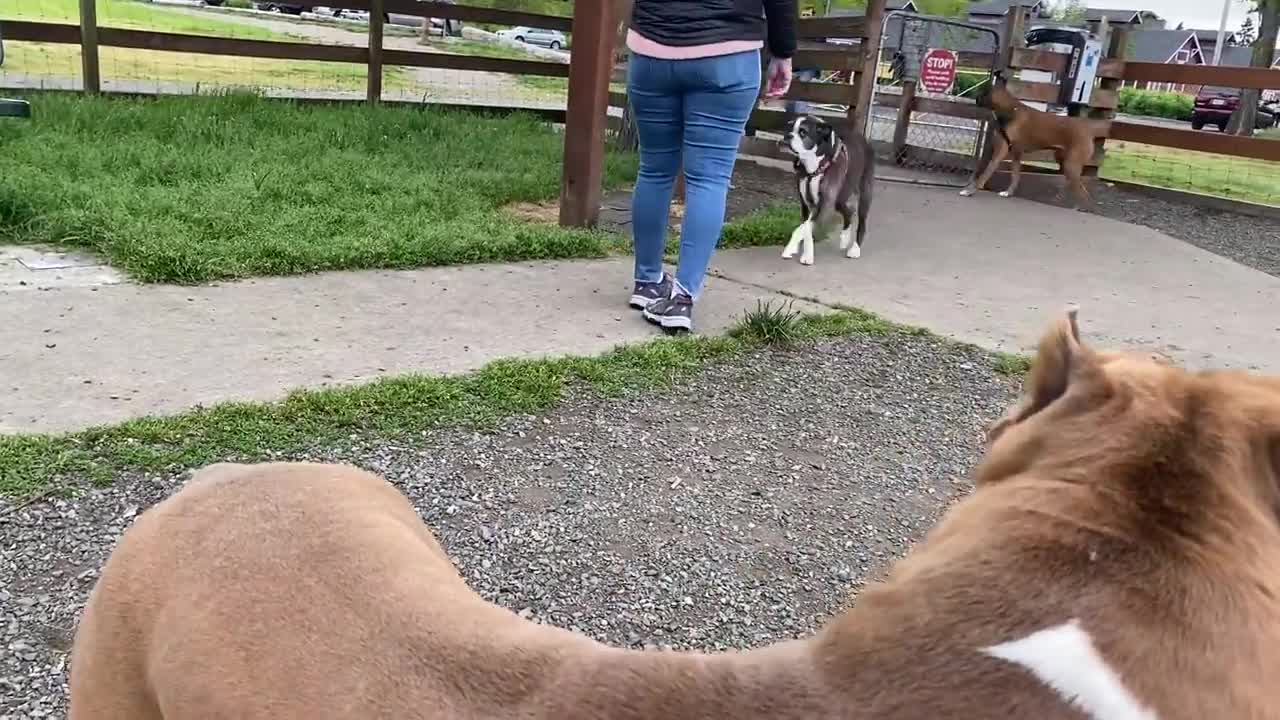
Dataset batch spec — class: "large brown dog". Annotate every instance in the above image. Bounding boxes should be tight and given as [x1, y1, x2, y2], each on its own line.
[71, 312, 1280, 720]
[962, 71, 1110, 208]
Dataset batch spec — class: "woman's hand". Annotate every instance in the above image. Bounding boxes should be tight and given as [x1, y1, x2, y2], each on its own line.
[763, 56, 793, 99]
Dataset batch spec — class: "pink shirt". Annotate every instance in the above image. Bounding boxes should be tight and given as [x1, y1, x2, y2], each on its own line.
[626, 28, 763, 60]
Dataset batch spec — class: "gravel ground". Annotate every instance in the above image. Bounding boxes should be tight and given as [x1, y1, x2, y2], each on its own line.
[0, 333, 1017, 718]
[1084, 184, 1280, 279]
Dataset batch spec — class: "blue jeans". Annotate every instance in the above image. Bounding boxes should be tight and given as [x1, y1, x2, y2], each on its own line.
[627, 50, 761, 299]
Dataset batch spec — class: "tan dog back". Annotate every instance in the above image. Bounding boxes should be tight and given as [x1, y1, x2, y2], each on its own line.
[70, 311, 1280, 720]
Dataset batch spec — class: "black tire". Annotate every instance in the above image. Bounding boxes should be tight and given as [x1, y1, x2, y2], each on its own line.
[514, 35, 525, 43]
[1191, 118, 1204, 130]
[549, 40, 561, 49]
[1217, 121, 1228, 133]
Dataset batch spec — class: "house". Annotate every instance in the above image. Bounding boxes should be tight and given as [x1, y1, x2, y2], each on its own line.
[966, 0, 1049, 29]
[1123, 29, 1205, 93]
[1217, 45, 1280, 68]
[1083, 8, 1165, 33]
[1191, 28, 1238, 62]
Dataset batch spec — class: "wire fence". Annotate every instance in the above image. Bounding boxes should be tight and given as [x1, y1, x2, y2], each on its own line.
[862, 14, 999, 187]
[1100, 136, 1280, 207]
[0, 0, 571, 109]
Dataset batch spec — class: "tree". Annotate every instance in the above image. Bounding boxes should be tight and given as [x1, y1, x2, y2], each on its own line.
[1237, 15, 1258, 46]
[1050, 0, 1087, 25]
[1228, 0, 1279, 136]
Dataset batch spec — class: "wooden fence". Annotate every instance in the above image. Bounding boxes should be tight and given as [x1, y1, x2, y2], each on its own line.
[3, 0, 617, 226]
[4, 0, 1279, 222]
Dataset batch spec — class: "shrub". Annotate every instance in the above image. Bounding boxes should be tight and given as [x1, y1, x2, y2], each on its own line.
[1118, 87, 1193, 121]
[953, 71, 988, 98]
[226, 0, 254, 7]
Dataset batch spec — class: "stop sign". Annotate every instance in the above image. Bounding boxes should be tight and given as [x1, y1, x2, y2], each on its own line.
[919, 48, 958, 94]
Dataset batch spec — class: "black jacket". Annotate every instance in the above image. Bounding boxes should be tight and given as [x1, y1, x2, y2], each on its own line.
[630, 0, 798, 60]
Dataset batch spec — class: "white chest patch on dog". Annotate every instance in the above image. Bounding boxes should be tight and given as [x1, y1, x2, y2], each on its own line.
[981, 620, 1158, 720]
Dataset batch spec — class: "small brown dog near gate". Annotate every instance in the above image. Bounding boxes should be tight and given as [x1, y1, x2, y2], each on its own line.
[961, 70, 1109, 208]
[69, 314, 1280, 719]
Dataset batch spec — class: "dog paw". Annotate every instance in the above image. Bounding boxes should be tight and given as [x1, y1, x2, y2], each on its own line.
[959, 188, 975, 197]
[998, 190, 1012, 198]
[781, 249, 796, 259]
[799, 254, 814, 266]
[846, 244, 861, 259]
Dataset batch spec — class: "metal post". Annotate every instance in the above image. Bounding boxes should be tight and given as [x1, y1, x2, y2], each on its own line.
[1212, 0, 1231, 66]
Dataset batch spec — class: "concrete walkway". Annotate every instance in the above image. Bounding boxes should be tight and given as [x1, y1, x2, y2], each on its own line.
[2, 182, 1277, 435]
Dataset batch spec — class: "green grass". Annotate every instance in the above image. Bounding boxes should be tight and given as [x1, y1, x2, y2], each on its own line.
[1100, 141, 1280, 207]
[0, 305, 1023, 501]
[0, 93, 637, 283]
[991, 352, 1032, 377]
[0, 0, 412, 93]
[718, 202, 799, 250]
[1, 0, 281, 37]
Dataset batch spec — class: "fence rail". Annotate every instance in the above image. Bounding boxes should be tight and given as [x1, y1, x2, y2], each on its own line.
[4, 0, 1279, 215]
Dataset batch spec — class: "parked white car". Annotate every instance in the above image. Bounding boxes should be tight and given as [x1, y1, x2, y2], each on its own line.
[496, 26, 567, 50]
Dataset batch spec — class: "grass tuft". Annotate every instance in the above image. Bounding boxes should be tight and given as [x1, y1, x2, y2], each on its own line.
[730, 300, 805, 347]
[991, 352, 1033, 377]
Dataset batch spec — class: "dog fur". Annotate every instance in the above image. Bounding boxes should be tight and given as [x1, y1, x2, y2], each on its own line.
[962, 71, 1110, 208]
[71, 316, 1280, 719]
[781, 115, 875, 265]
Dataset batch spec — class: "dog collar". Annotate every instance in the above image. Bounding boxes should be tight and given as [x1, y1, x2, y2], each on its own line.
[805, 142, 846, 178]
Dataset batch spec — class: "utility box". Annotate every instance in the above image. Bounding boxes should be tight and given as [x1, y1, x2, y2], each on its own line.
[1024, 27, 1103, 107]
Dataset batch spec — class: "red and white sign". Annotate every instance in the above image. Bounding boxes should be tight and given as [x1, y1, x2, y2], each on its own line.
[920, 48, 958, 94]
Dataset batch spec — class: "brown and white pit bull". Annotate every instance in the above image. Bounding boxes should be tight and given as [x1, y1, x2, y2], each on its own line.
[71, 310, 1280, 720]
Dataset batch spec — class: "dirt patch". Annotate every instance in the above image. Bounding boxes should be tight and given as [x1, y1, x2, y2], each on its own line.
[503, 200, 561, 224]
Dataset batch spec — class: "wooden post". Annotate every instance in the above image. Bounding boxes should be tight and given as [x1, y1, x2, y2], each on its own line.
[559, 0, 616, 228]
[367, 0, 384, 103]
[78, 0, 100, 94]
[1088, 28, 1127, 173]
[848, 0, 885, 138]
[891, 80, 916, 165]
[979, 5, 1024, 174]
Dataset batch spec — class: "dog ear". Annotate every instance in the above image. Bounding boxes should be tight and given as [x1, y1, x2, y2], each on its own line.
[816, 121, 834, 145]
[987, 307, 1101, 443]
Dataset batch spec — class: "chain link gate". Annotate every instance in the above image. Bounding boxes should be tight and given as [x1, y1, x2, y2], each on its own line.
[863, 12, 1000, 187]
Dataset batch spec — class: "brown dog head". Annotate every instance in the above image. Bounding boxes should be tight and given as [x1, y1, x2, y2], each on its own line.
[977, 309, 1280, 537]
[975, 70, 1018, 113]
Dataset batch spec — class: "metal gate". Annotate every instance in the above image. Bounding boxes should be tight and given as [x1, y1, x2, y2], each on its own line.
[863, 12, 1000, 187]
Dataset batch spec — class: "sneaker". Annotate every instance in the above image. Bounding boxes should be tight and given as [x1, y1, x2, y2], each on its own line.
[628, 274, 672, 310]
[642, 291, 694, 331]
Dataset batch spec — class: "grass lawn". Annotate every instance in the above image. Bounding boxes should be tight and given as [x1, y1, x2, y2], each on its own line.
[3, 42, 395, 93]
[418, 36, 568, 98]
[0, 92, 637, 283]
[0, 0, 409, 94]
[0, 303, 1026, 501]
[1101, 140, 1280, 206]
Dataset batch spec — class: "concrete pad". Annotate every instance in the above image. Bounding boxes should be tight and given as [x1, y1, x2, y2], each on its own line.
[710, 183, 1280, 373]
[0, 259, 819, 435]
[0, 246, 124, 290]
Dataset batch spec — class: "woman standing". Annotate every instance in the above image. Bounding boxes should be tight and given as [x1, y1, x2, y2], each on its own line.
[625, 0, 797, 332]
